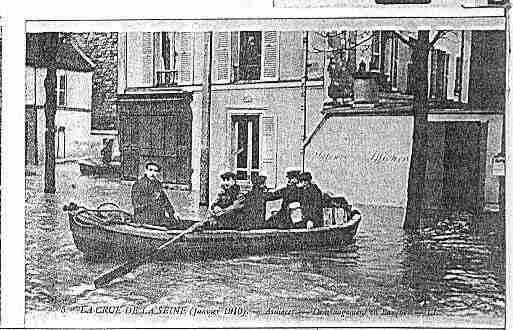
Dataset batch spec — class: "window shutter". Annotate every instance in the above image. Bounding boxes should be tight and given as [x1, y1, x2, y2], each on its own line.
[176, 32, 194, 84]
[429, 50, 438, 98]
[260, 114, 278, 188]
[214, 32, 231, 83]
[261, 31, 279, 81]
[142, 32, 154, 86]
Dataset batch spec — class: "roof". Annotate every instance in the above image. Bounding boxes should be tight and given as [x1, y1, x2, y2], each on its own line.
[26, 34, 95, 72]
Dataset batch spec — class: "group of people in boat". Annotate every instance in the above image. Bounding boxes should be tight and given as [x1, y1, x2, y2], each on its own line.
[131, 161, 352, 231]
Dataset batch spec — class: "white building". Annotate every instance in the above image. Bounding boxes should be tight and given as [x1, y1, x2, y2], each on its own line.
[25, 35, 100, 164]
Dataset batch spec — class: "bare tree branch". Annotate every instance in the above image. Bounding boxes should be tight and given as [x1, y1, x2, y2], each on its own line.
[429, 30, 449, 48]
[311, 33, 374, 53]
[393, 31, 416, 48]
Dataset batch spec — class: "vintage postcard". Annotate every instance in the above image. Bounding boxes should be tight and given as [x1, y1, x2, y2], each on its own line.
[22, 1, 507, 327]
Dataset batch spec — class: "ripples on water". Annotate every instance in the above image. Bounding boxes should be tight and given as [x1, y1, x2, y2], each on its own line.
[25, 164, 505, 324]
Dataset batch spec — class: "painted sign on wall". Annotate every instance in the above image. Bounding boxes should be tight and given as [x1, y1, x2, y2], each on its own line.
[305, 116, 414, 207]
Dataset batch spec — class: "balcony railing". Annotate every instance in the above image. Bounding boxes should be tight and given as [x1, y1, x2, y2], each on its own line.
[156, 70, 178, 87]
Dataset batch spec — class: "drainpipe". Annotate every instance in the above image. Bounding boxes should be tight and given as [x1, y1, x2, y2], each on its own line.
[199, 32, 213, 207]
[301, 31, 309, 171]
[500, 5, 509, 217]
[458, 31, 465, 103]
[34, 67, 38, 165]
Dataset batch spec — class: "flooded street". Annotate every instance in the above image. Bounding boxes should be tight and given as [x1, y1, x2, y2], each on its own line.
[25, 163, 505, 326]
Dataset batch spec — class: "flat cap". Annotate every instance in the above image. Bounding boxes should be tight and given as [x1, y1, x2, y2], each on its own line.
[219, 169, 236, 180]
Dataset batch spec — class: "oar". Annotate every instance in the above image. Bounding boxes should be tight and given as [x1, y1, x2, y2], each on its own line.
[93, 218, 209, 288]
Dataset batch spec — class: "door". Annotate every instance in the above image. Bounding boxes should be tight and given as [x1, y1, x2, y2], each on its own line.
[232, 115, 260, 182]
[139, 113, 191, 185]
[442, 121, 483, 211]
[56, 126, 65, 159]
[118, 94, 193, 187]
[119, 112, 140, 180]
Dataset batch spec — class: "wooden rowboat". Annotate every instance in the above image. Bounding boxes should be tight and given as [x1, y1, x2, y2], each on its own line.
[66, 204, 361, 261]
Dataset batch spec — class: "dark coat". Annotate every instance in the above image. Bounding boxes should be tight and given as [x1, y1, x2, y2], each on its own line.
[266, 184, 301, 212]
[264, 184, 301, 229]
[239, 186, 270, 230]
[301, 183, 324, 227]
[131, 175, 175, 226]
[211, 184, 241, 210]
[210, 184, 242, 229]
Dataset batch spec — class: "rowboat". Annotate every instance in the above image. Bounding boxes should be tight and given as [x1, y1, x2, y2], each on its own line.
[78, 158, 121, 177]
[66, 203, 361, 261]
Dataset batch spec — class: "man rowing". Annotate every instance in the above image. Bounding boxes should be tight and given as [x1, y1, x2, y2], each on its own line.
[210, 170, 244, 229]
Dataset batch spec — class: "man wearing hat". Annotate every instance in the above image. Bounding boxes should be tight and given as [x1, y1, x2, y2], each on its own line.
[298, 171, 324, 228]
[264, 167, 302, 229]
[131, 161, 182, 228]
[210, 170, 244, 229]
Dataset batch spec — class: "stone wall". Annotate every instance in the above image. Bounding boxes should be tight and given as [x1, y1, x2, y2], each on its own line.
[66, 33, 118, 130]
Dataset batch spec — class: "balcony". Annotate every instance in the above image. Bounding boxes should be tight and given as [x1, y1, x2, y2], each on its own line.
[155, 70, 178, 87]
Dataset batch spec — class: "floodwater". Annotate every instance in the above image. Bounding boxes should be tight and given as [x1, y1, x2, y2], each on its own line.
[25, 163, 505, 326]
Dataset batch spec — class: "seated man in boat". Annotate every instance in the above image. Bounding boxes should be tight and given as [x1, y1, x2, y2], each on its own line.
[263, 168, 302, 229]
[210, 170, 244, 229]
[239, 174, 270, 230]
[298, 171, 324, 229]
[131, 161, 183, 229]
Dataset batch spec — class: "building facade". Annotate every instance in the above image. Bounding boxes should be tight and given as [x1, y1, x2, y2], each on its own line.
[117, 30, 504, 210]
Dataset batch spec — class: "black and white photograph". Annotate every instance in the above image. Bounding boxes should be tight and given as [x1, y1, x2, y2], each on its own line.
[17, 0, 510, 328]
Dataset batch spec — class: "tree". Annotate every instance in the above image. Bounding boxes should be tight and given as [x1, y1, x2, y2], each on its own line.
[319, 29, 451, 230]
[42, 33, 60, 193]
[394, 30, 449, 231]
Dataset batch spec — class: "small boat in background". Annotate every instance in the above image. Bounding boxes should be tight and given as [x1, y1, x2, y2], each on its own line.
[78, 138, 120, 177]
[78, 158, 121, 177]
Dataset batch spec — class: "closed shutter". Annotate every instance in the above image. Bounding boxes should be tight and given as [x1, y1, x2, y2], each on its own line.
[260, 114, 277, 188]
[261, 31, 279, 81]
[214, 32, 231, 83]
[429, 50, 438, 98]
[142, 32, 154, 86]
[231, 32, 239, 80]
[176, 32, 194, 84]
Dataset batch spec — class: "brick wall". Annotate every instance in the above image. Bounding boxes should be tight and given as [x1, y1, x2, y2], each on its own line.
[66, 33, 118, 130]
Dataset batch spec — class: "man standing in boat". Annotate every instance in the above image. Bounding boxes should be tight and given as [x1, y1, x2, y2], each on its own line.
[131, 161, 182, 228]
[298, 171, 324, 228]
[239, 174, 270, 230]
[264, 168, 302, 229]
[210, 170, 244, 229]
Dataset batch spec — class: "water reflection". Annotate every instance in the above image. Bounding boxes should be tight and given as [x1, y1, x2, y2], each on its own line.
[25, 164, 505, 325]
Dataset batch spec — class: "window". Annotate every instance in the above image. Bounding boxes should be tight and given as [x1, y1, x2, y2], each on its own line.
[430, 49, 448, 99]
[232, 115, 260, 181]
[370, 31, 381, 72]
[155, 32, 194, 86]
[215, 31, 279, 83]
[57, 73, 66, 106]
[126, 32, 194, 88]
[229, 112, 277, 187]
[239, 32, 262, 81]
[454, 56, 462, 97]
[390, 35, 399, 90]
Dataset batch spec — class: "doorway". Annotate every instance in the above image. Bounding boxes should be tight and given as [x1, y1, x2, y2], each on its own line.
[442, 121, 487, 212]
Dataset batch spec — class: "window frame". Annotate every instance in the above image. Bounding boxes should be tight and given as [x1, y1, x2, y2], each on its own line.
[226, 108, 277, 189]
[232, 114, 261, 182]
[370, 31, 382, 72]
[57, 73, 67, 107]
[237, 31, 263, 82]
